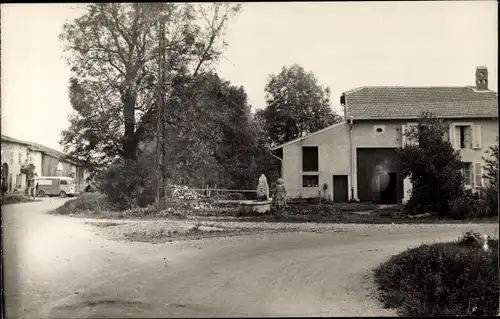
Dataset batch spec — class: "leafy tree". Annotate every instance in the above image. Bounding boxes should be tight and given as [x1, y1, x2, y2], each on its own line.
[398, 112, 465, 216]
[147, 72, 277, 190]
[260, 64, 342, 146]
[59, 3, 241, 170]
[482, 136, 499, 215]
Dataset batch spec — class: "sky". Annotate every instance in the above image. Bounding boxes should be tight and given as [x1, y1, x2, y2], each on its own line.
[1, 1, 498, 152]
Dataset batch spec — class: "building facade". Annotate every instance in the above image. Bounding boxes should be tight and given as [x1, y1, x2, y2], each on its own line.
[1, 135, 89, 193]
[272, 66, 499, 204]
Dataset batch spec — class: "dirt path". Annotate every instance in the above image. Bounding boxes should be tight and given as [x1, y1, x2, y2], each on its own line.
[2, 200, 498, 318]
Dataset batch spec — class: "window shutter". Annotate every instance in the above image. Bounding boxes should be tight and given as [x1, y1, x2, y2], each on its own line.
[470, 165, 475, 187]
[401, 125, 407, 147]
[474, 163, 482, 187]
[472, 124, 482, 149]
[454, 126, 461, 149]
[409, 124, 419, 146]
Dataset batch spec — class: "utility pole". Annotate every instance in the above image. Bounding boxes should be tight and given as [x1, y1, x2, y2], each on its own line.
[155, 12, 166, 206]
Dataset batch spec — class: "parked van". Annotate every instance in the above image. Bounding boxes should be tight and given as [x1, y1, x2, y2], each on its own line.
[34, 176, 78, 198]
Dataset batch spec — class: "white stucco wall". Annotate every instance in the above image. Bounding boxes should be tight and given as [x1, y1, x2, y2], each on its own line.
[1, 142, 30, 190]
[280, 117, 499, 202]
[282, 122, 351, 199]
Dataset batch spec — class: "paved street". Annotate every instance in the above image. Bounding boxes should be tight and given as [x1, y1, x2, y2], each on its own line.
[2, 200, 498, 318]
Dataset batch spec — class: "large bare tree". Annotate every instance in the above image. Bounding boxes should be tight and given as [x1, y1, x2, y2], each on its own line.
[59, 3, 240, 168]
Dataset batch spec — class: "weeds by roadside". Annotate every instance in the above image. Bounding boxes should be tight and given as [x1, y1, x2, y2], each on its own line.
[53, 193, 498, 225]
[373, 233, 499, 316]
[2, 194, 41, 206]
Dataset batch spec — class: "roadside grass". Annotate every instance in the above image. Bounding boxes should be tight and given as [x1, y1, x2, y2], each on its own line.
[2, 193, 41, 205]
[53, 193, 498, 225]
[373, 233, 499, 316]
[119, 223, 255, 244]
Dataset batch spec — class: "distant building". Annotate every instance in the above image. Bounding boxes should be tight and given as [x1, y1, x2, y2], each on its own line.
[1, 135, 90, 193]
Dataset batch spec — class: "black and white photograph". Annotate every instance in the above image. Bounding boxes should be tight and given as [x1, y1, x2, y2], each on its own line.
[1, 1, 499, 317]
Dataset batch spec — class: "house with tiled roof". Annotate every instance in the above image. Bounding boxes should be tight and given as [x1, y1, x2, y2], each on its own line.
[271, 66, 498, 204]
[1, 134, 89, 194]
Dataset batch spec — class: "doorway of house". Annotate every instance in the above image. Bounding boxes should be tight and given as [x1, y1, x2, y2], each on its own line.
[379, 172, 398, 204]
[1, 163, 9, 194]
[333, 175, 348, 202]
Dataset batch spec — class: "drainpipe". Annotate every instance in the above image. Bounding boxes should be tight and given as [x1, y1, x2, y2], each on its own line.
[269, 151, 283, 178]
[349, 116, 355, 201]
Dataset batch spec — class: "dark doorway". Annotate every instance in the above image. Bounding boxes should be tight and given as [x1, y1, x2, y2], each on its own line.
[380, 172, 398, 204]
[356, 148, 404, 204]
[1, 163, 9, 193]
[333, 175, 348, 203]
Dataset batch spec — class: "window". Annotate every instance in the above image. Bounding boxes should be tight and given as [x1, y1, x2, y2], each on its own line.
[461, 162, 472, 186]
[302, 175, 319, 188]
[302, 147, 318, 172]
[376, 128, 383, 133]
[19, 153, 22, 165]
[16, 173, 22, 188]
[60, 180, 68, 185]
[9, 152, 13, 165]
[402, 124, 419, 146]
[456, 125, 472, 149]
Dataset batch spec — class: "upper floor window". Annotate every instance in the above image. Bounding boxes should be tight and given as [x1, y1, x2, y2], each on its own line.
[456, 125, 472, 149]
[451, 124, 482, 149]
[302, 146, 318, 172]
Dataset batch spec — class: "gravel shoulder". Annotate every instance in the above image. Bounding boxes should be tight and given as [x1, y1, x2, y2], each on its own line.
[86, 216, 500, 244]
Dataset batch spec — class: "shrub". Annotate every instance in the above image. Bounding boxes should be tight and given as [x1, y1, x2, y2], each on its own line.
[374, 235, 499, 316]
[54, 192, 112, 215]
[398, 112, 465, 217]
[482, 136, 499, 216]
[448, 196, 471, 220]
[95, 160, 155, 210]
[2, 194, 33, 205]
[217, 192, 246, 200]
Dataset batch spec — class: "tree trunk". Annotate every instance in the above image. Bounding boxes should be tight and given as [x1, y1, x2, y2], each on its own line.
[122, 89, 137, 162]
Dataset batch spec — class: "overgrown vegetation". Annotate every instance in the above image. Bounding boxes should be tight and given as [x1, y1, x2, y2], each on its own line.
[374, 233, 499, 316]
[482, 136, 499, 217]
[2, 194, 39, 205]
[398, 112, 465, 217]
[58, 4, 287, 210]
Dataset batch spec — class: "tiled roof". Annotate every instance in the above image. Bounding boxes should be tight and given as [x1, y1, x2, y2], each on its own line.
[344, 86, 498, 119]
[1, 134, 80, 165]
[1, 134, 32, 146]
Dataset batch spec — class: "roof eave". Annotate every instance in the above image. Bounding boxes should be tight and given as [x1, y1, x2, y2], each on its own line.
[270, 121, 348, 150]
[348, 115, 499, 120]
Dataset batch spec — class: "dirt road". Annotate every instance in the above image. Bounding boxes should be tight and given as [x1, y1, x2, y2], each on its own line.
[2, 199, 498, 318]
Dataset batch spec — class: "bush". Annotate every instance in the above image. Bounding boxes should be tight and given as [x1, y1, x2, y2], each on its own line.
[54, 193, 112, 215]
[96, 160, 155, 210]
[217, 192, 246, 200]
[482, 137, 499, 217]
[374, 235, 499, 316]
[448, 196, 472, 220]
[399, 113, 465, 217]
[2, 194, 33, 205]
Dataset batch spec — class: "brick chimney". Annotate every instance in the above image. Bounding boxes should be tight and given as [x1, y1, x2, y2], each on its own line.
[475, 66, 488, 91]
